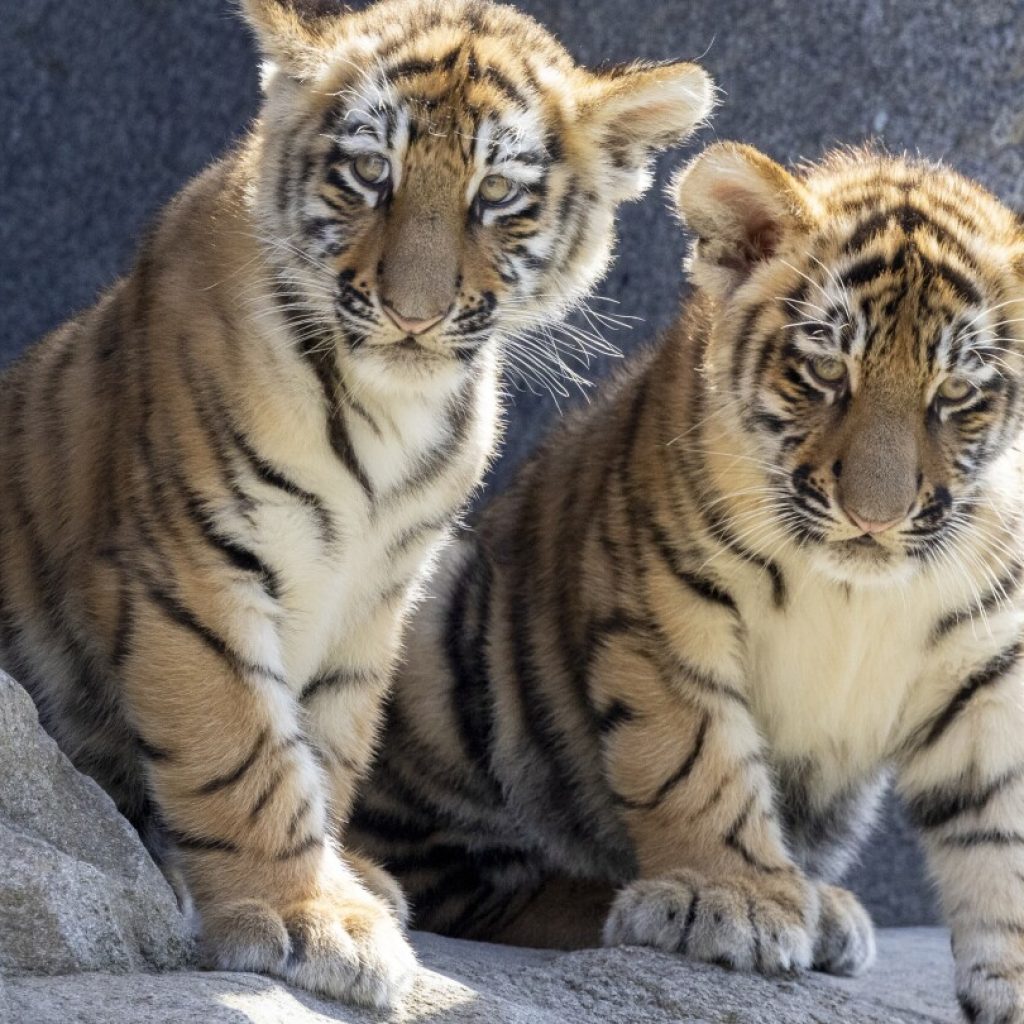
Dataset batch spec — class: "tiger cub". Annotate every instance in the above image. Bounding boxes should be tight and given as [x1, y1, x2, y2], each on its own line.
[0, 0, 714, 1007]
[352, 143, 1024, 1022]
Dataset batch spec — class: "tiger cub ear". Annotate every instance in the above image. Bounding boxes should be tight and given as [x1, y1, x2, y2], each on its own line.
[580, 62, 716, 200]
[239, 0, 344, 82]
[674, 142, 815, 300]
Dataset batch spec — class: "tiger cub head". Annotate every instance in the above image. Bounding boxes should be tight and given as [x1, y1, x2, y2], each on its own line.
[676, 143, 1024, 585]
[241, 0, 713, 392]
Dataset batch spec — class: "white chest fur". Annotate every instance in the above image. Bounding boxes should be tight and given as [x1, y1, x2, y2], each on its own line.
[238, 351, 499, 691]
[745, 576, 935, 783]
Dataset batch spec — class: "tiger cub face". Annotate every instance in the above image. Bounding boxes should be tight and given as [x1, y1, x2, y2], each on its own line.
[677, 144, 1024, 585]
[244, 0, 713, 395]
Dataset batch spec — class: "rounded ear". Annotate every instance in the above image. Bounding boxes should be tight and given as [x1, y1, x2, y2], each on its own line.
[580, 62, 715, 200]
[238, 0, 344, 81]
[674, 142, 815, 300]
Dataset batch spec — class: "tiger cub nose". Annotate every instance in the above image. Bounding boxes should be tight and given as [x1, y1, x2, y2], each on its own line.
[843, 506, 905, 536]
[382, 304, 448, 336]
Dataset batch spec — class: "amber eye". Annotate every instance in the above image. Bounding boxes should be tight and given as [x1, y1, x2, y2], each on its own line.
[937, 376, 976, 403]
[478, 174, 519, 207]
[352, 154, 390, 187]
[808, 354, 847, 386]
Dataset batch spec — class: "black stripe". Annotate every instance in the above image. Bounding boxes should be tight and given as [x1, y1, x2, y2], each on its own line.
[616, 714, 710, 811]
[918, 641, 1022, 749]
[482, 64, 529, 108]
[385, 57, 437, 80]
[941, 829, 1024, 849]
[724, 795, 789, 874]
[445, 553, 501, 787]
[250, 767, 287, 820]
[170, 830, 239, 855]
[651, 625, 750, 707]
[177, 341, 256, 514]
[300, 667, 378, 703]
[933, 559, 1024, 640]
[136, 734, 173, 762]
[598, 700, 636, 735]
[175, 473, 280, 599]
[647, 518, 738, 613]
[906, 765, 1024, 830]
[348, 802, 438, 845]
[844, 201, 984, 275]
[110, 575, 134, 668]
[273, 282, 374, 500]
[840, 255, 889, 288]
[934, 260, 983, 306]
[195, 728, 270, 796]
[504, 465, 601, 844]
[143, 579, 286, 686]
[691, 495, 786, 609]
[276, 833, 323, 861]
[179, 336, 334, 543]
[285, 797, 313, 840]
[731, 299, 771, 395]
[230, 426, 334, 541]
[676, 893, 700, 954]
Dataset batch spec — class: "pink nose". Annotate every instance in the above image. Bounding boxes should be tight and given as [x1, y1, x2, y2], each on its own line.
[845, 509, 904, 535]
[382, 305, 447, 336]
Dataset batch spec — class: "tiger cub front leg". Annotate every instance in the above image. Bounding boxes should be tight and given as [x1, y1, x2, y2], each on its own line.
[300, 647, 409, 924]
[595, 642, 871, 976]
[123, 607, 415, 1008]
[900, 646, 1024, 1024]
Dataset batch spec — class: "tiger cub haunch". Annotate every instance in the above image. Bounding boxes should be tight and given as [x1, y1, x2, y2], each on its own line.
[0, 0, 714, 1006]
[352, 143, 1024, 1022]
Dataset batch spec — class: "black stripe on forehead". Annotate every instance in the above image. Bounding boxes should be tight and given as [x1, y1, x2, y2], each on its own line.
[933, 260, 983, 307]
[386, 43, 463, 82]
[840, 254, 888, 289]
[477, 62, 530, 110]
[840, 202, 983, 276]
[838, 245, 982, 310]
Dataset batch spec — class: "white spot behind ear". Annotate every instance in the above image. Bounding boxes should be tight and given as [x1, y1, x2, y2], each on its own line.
[582, 61, 716, 201]
[674, 142, 814, 299]
[259, 59, 282, 94]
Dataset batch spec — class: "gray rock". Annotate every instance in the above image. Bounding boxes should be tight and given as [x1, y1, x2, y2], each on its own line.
[5, 928, 959, 1024]
[0, 670, 189, 974]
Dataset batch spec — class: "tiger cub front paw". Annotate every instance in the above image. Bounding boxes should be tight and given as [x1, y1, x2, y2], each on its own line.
[201, 883, 417, 1008]
[604, 868, 814, 975]
[813, 883, 876, 977]
[954, 945, 1024, 1024]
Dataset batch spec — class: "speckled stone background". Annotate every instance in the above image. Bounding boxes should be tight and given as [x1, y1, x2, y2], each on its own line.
[3, 0, 1023, 926]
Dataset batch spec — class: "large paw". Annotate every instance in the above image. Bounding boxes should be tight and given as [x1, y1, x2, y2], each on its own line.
[812, 883, 876, 977]
[604, 868, 814, 975]
[201, 888, 417, 1009]
[955, 958, 1024, 1023]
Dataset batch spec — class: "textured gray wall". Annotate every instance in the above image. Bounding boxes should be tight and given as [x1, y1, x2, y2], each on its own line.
[4, 0, 1023, 926]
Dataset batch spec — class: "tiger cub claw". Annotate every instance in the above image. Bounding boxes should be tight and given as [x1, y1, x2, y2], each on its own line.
[201, 888, 417, 1009]
[604, 868, 814, 976]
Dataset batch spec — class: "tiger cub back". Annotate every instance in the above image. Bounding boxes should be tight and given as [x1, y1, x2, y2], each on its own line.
[352, 143, 1024, 1023]
[0, 0, 713, 1007]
